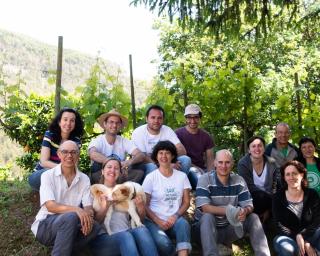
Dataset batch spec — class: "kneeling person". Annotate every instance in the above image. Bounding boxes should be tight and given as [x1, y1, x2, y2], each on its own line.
[195, 149, 270, 256]
[31, 141, 99, 255]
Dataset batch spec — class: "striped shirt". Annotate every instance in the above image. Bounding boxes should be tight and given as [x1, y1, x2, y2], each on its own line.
[35, 130, 81, 170]
[195, 171, 253, 227]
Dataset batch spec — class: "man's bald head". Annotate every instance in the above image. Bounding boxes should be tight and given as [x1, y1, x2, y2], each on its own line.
[57, 140, 80, 169]
[215, 149, 234, 163]
[59, 140, 79, 152]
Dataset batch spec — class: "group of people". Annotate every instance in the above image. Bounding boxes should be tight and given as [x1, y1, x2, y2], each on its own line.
[28, 104, 320, 256]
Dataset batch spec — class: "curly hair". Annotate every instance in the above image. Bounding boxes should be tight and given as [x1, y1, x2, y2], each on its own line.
[151, 140, 177, 166]
[280, 160, 308, 190]
[48, 107, 84, 144]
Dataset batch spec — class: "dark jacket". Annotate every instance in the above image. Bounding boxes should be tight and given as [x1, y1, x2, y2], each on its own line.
[265, 138, 298, 168]
[238, 154, 279, 194]
[272, 188, 320, 239]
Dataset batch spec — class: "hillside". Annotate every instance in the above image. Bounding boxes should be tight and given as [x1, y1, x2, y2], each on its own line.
[0, 28, 153, 171]
[0, 28, 151, 104]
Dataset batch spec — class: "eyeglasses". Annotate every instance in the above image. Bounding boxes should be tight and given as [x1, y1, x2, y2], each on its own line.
[186, 115, 200, 120]
[59, 150, 79, 156]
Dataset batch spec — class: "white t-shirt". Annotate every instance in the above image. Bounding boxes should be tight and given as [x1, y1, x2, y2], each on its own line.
[132, 124, 181, 155]
[88, 134, 137, 161]
[253, 164, 267, 191]
[31, 164, 92, 236]
[142, 169, 191, 221]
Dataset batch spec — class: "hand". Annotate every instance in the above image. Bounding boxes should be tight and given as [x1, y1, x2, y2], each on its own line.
[156, 218, 170, 231]
[237, 208, 247, 222]
[121, 160, 131, 170]
[171, 161, 182, 170]
[296, 234, 305, 256]
[75, 207, 94, 236]
[133, 195, 145, 212]
[305, 242, 317, 256]
[99, 194, 113, 210]
[166, 215, 178, 228]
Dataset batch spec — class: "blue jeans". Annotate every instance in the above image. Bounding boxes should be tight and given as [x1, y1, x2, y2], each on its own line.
[135, 155, 191, 180]
[89, 226, 158, 256]
[144, 217, 192, 256]
[28, 168, 48, 191]
[36, 212, 100, 256]
[273, 228, 320, 256]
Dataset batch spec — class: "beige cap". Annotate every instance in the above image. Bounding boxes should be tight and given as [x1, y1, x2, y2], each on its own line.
[97, 109, 128, 129]
[184, 104, 202, 116]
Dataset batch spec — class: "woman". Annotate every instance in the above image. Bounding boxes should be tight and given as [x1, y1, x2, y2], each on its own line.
[238, 135, 279, 222]
[90, 157, 158, 256]
[28, 107, 84, 190]
[142, 140, 192, 256]
[273, 161, 320, 256]
[296, 137, 320, 195]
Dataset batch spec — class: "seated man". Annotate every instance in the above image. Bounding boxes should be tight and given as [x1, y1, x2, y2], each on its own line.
[195, 149, 270, 256]
[176, 104, 214, 189]
[88, 109, 145, 184]
[31, 140, 100, 255]
[132, 105, 191, 178]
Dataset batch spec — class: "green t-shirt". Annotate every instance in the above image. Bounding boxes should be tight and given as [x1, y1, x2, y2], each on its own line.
[280, 147, 288, 157]
[306, 163, 320, 195]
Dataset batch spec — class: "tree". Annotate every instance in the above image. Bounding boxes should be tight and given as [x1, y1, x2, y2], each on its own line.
[130, 0, 319, 38]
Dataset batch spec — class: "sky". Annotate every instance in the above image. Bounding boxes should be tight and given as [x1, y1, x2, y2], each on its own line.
[0, 0, 160, 80]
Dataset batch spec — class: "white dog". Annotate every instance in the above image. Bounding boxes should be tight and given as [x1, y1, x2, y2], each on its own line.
[91, 182, 146, 234]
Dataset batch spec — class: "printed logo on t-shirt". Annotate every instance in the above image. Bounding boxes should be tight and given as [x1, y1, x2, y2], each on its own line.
[307, 172, 320, 190]
[164, 187, 178, 209]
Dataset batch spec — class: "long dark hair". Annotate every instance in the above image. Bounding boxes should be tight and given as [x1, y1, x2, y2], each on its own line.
[48, 107, 84, 144]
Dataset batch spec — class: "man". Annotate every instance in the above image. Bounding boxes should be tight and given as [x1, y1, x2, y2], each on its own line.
[176, 104, 214, 188]
[132, 105, 191, 176]
[88, 109, 145, 183]
[196, 149, 270, 256]
[265, 122, 298, 169]
[31, 140, 99, 255]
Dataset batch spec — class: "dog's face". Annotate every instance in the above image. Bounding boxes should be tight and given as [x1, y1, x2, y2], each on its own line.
[112, 185, 131, 201]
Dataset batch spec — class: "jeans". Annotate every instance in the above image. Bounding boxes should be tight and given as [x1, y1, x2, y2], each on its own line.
[198, 212, 270, 256]
[89, 226, 158, 256]
[144, 217, 192, 256]
[28, 168, 48, 191]
[135, 155, 192, 181]
[273, 227, 320, 256]
[36, 212, 100, 256]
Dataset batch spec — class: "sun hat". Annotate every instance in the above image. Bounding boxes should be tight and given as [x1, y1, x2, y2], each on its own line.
[225, 204, 244, 238]
[97, 109, 128, 129]
[184, 104, 202, 116]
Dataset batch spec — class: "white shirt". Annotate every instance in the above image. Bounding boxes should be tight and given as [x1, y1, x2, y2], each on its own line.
[142, 169, 191, 221]
[31, 164, 92, 236]
[253, 164, 267, 191]
[132, 124, 181, 155]
[88, 134, 137, 161]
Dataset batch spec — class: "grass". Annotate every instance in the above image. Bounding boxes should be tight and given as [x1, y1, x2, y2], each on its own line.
[0, 178, 262, 256]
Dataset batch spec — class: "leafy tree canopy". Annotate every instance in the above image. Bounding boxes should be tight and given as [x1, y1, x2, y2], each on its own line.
[131, 0, 320, 38]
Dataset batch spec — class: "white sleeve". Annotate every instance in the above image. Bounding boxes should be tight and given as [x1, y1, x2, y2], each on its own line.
[124, 138, 137, 155]
[40, 171, 56, 206]
[81, 176, 93, 207]
[88, 136, 101, 152]
[142, 174, 153, 195]
[132, 127, 146, 153]
[183, 173, 192, 190]
[164, 126, 181, 145]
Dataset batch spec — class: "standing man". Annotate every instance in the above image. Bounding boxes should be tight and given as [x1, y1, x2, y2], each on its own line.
[132, 105, 191, 177]
[88, 109, 145, 183]
[31, 141, 99, 255]
[176, 104, 214, 189]
[265, 122, 298, 169]
[196, 149, 270, 256]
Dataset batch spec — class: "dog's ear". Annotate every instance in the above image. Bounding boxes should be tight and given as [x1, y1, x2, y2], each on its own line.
[120, 187, 130, 197]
